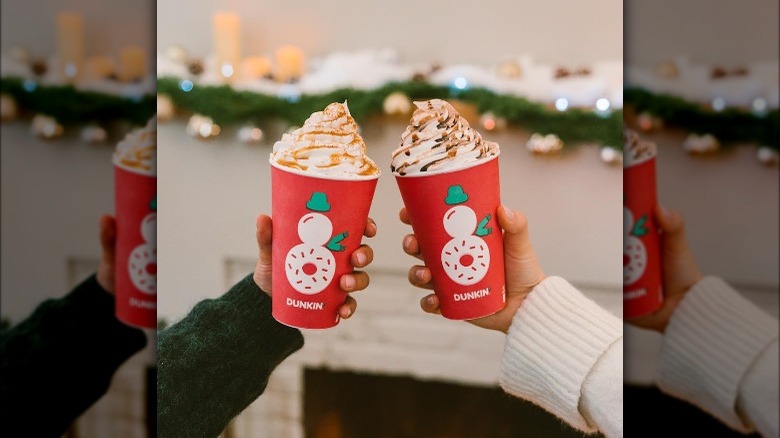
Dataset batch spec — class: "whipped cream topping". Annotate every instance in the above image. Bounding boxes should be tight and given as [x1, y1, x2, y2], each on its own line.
[270, 102, 380, 179]
[114, 116, 157, 175]
[623, 127, 656, 167]
[391, 99, 499, 175]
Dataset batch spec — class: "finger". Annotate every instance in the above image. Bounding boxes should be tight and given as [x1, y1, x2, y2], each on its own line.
[99, 214, 116, 263]
[419, 294, 441, 314]
[655, 205, 689, 253]
[254, 214, 273, 293]
[497, 205, 533, 259]
[407, 265, 434, 290]
[339, 296, 357, 319]
[256, 214, 273, 267]
[364, 217, 377, 238]
[399, 207, 411, 225]
[402, 234, 424, 260]
[351, 244, 374, 268]
[341, 271, 370, 292]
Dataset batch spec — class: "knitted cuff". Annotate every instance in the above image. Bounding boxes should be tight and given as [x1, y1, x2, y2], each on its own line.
[656, 276, 779, 432]
[499, 276, 623, 433]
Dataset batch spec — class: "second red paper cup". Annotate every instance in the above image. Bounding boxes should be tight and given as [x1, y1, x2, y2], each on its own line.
[395, 156, 506, 320]
[115, 165, 157, 329]
[271, 163, 378, 329]
[623, 150, 663, 319]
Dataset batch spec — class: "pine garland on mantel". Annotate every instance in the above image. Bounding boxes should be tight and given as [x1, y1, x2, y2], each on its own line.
[157, 77, 624, 148]
[1, 77, 155, 126]
[624, 87, 779, 149]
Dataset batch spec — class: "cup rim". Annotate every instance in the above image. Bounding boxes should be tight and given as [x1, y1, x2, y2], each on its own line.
[392, 152, 500, 178]
[114, 160, 156, 177]
[269, 158, 381, 181]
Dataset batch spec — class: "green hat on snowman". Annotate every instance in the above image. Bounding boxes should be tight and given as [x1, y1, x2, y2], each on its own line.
[445, 185, 469, 205]
[306, 192, 331, 212]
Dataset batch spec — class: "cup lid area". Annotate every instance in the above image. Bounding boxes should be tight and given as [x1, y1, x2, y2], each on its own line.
[269, 158, 380, 181]
[393, 152, 500, 178]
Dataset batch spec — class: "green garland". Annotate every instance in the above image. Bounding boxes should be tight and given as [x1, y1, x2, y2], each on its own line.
[624, 87, 779, 149]
[0, 77, 155, 125]
[157, 77, 624, 148]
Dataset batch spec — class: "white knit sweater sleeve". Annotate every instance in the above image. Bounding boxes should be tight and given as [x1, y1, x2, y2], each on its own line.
[656, 276, 779, 436]
[499, 276, 623, 436]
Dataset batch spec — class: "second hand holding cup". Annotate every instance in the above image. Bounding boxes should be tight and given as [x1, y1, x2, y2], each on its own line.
[393, 100, 506, 320]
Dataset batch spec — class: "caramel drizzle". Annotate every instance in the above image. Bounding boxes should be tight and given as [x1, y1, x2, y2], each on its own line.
[273, 102, 379, 176]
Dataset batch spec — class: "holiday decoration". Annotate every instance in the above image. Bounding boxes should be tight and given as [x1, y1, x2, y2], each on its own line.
[497, 60, 522, 79]
[479, 112, 507, 131]
[526, 133, 564, 154]
[757, 147, 779, 165]
[81, 124, 108, 143]
[187, 114, 220, 139]
[156, 77, 622, 148]
[655, 61, 679, 79]
[157, 94, 175, 121]
[1, 94, 18, 121]
[683, 133, 720, 154]
[9, 46, 31, 64]
[383, 92, 412, 115]
[624, 87, 778, 149]
[165, 45, 189, 64]
[600, 146, 622, 165]
[31, 114, 64, 139]
[635, 111, 662, 132]
[237, 125, 264, 144]
[186, 59, 205, 77]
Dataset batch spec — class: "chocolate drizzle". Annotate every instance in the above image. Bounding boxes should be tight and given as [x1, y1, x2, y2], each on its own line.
[390, 99, 498, 175]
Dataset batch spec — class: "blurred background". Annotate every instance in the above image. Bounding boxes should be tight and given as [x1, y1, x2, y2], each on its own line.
[1, 0, 155, 436]
[624, 0, 778, 435]
[156, 0, 621, 437]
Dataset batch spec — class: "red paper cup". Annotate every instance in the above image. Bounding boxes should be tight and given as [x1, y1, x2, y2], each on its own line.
[623, 155, 663, 319]
[114, 165, 157, 329]
[395, 156, 506, 320]
[270, 163, 378, 329]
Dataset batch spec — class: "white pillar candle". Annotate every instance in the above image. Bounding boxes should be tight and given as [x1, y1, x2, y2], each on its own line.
[86, 55, 115, 79]
[213, 12, 241, 82]
[274, 45, 305, 83]
[56, 12, 84, 82]
[119, 46, 147, 82]
[241, 56, 272, 80]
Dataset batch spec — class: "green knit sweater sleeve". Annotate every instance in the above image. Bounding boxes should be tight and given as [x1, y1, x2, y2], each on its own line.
[157, 274, 304, 438]
[0, 274, 148, 437]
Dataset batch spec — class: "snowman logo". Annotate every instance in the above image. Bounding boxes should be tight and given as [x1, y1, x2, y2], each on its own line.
[285, 192, 348, 295]
[129, 195, 157, 295]
[440, 185, 492, 286]
[624, 206, 648, 285]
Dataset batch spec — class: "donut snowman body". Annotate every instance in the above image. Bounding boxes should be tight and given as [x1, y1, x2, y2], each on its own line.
[441, 205, 490, 286]
[285, 213, 336, 295]
[128, 212, 157, 295]
[623, 207, 647, 285]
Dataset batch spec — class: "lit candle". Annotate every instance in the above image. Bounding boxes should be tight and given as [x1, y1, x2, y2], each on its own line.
[241, 56, 272, 80]
[56, 12, 84, 81]
[86, 56, 115, 79]
[213, 12, 241, 82]
[274, 45, 305, 83]
[118, 46, 147, 82]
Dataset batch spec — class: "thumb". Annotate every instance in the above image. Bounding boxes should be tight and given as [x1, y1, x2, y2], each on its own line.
[254, 214, 273, 293]
[497, 205, 533, 259]
[655, 205, 689, 254]
[99, 214, 116, 264]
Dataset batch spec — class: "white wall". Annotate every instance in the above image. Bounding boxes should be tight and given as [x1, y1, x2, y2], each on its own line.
[625, 0, 779, 66]
[0, 0, 154, 60]
[157, 0, 622, 64]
